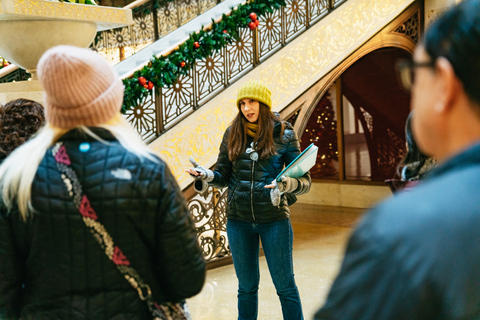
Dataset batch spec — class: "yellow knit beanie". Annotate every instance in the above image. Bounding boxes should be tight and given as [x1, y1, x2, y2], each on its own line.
[236, 80, 272, 109]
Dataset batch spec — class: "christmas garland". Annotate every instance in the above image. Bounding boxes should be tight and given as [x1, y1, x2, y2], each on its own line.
[122, 0, 285, 113]
[0, 57, 10, 70]
[54, 0, 98, 5]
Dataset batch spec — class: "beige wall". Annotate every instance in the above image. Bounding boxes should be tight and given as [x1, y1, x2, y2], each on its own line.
[424, 0, 458, 27]
[297, 181, 392, 209]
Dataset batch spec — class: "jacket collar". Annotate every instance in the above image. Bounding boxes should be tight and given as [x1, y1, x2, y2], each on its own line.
[58, 127, 117, 142]
[272, 115, 293, 136]
[425, 141, 480, 181]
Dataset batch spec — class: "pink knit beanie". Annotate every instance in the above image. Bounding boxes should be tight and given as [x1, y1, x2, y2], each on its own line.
[37, 45, 123, 129]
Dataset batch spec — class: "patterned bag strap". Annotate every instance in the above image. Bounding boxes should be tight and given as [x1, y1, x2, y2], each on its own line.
[52, 142, 187, 320]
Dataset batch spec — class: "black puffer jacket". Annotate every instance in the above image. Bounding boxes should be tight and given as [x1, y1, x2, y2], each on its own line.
[210, 121, 311, 223]
[0, 129, 206, 320]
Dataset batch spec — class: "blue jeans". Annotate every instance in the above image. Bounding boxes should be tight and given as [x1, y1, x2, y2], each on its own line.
[227, 218, 303, 320]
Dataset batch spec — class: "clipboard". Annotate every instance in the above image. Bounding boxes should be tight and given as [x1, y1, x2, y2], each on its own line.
[276, 143, 318, 181]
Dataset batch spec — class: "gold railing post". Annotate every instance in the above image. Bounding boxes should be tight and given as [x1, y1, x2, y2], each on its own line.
[155, 86, 165, 135]
[119, 46, 125, 61]
[305, 0, 310, 28]
[152, 0, 160, 41]
[253, 27, 260, 66]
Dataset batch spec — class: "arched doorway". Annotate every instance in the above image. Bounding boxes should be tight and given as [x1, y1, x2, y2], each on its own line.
[298, 47, 412, 181]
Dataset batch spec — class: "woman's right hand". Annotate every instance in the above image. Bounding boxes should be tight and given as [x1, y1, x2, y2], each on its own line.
[186, 157, 214, 194]
[186, 157, 213, 182]
[185, 168, 205, 179]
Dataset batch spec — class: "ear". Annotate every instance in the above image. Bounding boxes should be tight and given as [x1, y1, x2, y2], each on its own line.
[435, 57, 461, 113]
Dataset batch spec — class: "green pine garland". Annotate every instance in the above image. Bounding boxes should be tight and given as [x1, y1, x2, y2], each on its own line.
[122, 0, 286, 113]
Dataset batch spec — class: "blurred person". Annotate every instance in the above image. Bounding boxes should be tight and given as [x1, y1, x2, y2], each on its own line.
[0, 45, 205, 320]
[397, 111, 436, 182]
[0, 98, 45, 163]
[315, 1, 480, 319]
[186, 80, 311, 320]
[386, 111, 437, 193]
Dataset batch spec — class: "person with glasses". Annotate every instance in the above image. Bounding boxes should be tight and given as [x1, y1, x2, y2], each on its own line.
[315, 1, 480, 319]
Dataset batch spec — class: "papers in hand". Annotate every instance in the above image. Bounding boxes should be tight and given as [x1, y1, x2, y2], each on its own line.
[276, 143, 318, 182]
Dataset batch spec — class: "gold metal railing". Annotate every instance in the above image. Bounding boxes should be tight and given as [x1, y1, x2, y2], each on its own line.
[91, 0, 223, 65]
[124, 0, 347, 143]
[0, 0, 224, 82]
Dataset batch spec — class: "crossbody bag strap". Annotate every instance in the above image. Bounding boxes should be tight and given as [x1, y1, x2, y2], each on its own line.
[52, 142, 186, 320]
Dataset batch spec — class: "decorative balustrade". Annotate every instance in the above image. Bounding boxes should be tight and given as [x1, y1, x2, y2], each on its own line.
[125, 0, 346, 143]
[91, 0, 223, 65]
[0, 0, 223, 82]
[0, 67, 30, 83]
[187, 186, 230, 263]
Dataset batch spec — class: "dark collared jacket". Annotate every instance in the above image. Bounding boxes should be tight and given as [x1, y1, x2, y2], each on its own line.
[315, 142, 480, 320]
[0, 128, 206, 320]
[209, 121, 311, 223]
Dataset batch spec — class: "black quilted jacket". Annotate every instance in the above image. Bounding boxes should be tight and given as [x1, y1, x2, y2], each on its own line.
[0, 128, 206, 320]
[209, 121, 311, 223]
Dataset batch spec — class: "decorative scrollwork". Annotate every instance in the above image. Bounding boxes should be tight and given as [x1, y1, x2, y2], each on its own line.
[89, 0, 226, 65]
[158, 1, 179, 37]
[199, 0, 217, 13]
[258, 11, 283, 61]
[195, 51, 225, 104]
[177, 0, 200, 25]
[392, 10, 419, 43]
[284, 0, 307, 41]
[308, 0, 329, 24]
[360, 107, 373, 137]
[0, 68, 30, 83]
[108, 27, 133, 49]
[160, 71, 195, 129]
[133, 13, 155, 49]
[375, 127, 405, 178]
[226, 28, 254, 83]
[123, 89, 158, 142]
[188, 187, 230, 262]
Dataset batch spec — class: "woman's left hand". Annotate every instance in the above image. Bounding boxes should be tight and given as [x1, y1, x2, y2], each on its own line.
[266, 176, 298, 193]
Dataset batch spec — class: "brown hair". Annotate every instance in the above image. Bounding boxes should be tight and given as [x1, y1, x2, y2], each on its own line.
[227, 102, 284, 161]
[0, 98, 45, 157]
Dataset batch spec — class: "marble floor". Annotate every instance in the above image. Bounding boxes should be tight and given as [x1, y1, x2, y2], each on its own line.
[187, 204, 367, 320]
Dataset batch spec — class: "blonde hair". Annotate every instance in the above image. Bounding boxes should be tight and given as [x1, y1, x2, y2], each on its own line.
[0, 113, 157, 220]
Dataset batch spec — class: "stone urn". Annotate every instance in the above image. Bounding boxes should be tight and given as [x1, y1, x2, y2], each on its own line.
[0, 0, 132, 103]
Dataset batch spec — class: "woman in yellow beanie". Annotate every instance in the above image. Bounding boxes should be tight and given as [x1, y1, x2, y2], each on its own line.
[0, 45, 205, 320]
[186, 79, 311, 319]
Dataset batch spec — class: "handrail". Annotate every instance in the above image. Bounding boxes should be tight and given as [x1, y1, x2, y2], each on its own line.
[120, 10, 229, 79]
[91, 0, 224, 65]
[0, 64, 19, 79]
[0, 0, 225, 82]
[124, 0, 150, 9]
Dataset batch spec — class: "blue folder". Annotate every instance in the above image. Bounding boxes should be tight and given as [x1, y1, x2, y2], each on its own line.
[276, 143, 318, 181]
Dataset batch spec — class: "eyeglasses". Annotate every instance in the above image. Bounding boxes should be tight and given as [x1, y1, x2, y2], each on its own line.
[395, 59, 436, 91]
